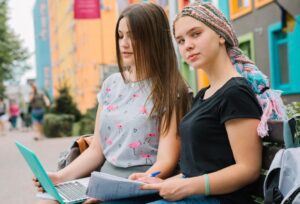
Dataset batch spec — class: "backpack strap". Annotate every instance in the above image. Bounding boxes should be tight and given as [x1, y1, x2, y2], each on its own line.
[264, 168, 284, 204]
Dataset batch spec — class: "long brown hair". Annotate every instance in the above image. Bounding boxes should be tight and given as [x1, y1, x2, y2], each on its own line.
[115, 3, 191, 135]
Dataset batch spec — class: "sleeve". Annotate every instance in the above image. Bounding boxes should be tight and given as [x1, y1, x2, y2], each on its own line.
[97, 76, 110, 105]
[219, 86, 262, 124]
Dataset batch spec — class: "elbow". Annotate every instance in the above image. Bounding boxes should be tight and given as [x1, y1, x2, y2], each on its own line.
[246, 165, 261, 184]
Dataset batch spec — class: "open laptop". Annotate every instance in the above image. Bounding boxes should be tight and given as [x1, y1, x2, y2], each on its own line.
[15, 142, 89, 204]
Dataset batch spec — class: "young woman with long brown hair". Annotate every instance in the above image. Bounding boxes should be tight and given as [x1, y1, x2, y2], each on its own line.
[34, 3, 191, 204]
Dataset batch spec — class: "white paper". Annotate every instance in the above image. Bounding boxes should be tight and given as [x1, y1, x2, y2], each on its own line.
[36, 192, 56, 200]
[87, 172, 158, 201]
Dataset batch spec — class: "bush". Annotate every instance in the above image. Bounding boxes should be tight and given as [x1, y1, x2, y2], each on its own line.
[76, 105, 97, 135]
[43, 113, 75, 138]
[51, 86, 81, 122]
[77, 117, 95, 135]
[286, 102, 300, 143]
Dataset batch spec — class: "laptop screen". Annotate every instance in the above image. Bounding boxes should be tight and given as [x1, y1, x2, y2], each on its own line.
[15, 142, 64, 203]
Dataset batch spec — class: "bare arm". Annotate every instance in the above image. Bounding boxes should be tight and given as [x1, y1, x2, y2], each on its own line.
[129, 110, 180, 180]
[176, 118, 262, 196]
[57, 104, 105, 182]
[144, 110, 180, 179]
[142, 118, 262, 201]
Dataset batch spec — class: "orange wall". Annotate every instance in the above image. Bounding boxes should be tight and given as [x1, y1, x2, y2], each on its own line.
[48, 0, 117, 113]
[74, 0, 117, 112]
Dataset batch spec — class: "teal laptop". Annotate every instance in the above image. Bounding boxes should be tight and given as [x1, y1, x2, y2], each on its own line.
[15, 142, 89, 204]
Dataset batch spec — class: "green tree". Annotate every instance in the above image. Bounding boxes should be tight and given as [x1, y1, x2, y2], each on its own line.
[51, 86, 82, 122]
[0, 0, 30, 96]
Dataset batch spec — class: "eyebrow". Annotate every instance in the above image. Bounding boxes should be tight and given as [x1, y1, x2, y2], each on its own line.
[118, 30, 131, 34]
[175, 27, 201, 40]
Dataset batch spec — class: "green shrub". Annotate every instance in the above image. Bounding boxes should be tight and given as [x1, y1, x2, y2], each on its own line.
[286, 102, 300, 141]
[75, 104, 97, 136]
[51, 86, 81, 122]
[43, 113, 75, 138]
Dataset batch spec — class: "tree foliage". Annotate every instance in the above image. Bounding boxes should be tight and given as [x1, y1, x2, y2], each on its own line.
[0, 0, 30, 96]
[51, 85, 82, 122]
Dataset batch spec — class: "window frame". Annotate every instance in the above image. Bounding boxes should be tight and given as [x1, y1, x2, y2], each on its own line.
[268, 16, 300, 95]
[238, 32, 255, 62]
[254, 0, 273, 9]
[229, 0, 253, 20]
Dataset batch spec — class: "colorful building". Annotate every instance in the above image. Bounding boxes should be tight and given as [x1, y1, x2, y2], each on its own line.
[47, 0, 117, 113]
[36, 0, 298, 113]
[218, 0, 300, 103]
[33, 0, 53, 99]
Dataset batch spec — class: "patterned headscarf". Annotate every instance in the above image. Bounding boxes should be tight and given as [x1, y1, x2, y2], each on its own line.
[174, 1, 287, 137]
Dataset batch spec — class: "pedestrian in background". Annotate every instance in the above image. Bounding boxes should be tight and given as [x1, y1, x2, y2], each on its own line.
[8, 99, 19, 130]
[0, 97, 7, 135]
[29, 83, 50, 140]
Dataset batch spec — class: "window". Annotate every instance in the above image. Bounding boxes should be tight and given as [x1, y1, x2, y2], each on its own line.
[254, 0, 273, 9]
[238, 33, 255, 62]
[229, 0, 252, 20]
[268, 16, 300, 94]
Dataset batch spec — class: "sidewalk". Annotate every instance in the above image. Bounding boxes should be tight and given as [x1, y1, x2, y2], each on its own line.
[0, 129, 77, 203]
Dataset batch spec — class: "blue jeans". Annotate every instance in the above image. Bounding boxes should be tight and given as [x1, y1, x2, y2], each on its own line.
[103, 194, 161, 204]
[148, 195, 220, 204]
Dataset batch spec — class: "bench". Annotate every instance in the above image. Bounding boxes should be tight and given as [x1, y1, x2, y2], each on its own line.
[250, 118, 297, 203]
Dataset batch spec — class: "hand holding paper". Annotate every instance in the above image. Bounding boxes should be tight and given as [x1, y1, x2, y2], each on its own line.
[86, 172, 158, 201]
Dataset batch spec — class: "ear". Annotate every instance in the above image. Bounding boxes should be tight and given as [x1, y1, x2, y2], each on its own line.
[219, 36, 226, 45]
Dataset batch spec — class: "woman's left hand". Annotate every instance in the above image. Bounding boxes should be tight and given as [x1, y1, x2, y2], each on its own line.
[82, 198, 100, 204]
[141, 177, 192, 201]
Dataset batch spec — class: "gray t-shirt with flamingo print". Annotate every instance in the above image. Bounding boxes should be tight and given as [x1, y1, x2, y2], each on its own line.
[97, 73, 159, 168]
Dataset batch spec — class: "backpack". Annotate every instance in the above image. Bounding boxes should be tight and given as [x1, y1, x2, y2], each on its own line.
[30, 93, 46, 109]
[264, 147, 300, 204]
[57, 134, 93, 170]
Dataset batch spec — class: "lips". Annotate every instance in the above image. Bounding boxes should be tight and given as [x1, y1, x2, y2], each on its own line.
[122, 52, 133, 55]
[187, 53, 199, 61]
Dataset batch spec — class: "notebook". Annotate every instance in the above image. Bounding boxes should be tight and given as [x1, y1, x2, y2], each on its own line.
[15, 142, 89, 204]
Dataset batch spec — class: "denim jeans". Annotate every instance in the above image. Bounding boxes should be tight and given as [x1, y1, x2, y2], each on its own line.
[147, 195, 220, 204]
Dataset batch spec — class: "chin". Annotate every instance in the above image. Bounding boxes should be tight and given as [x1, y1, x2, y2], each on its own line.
[188, 62, 202, 69]
[122, 60, 134, 67]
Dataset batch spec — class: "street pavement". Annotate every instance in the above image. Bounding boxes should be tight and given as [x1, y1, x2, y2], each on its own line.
[0, 128, 78, 203]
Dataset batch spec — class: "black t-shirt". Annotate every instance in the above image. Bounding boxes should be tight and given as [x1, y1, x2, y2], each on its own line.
[179, 77, 262, 204]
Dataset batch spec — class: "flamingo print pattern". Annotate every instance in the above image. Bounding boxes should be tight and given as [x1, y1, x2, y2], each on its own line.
[145, 132, 156, 144]
[140, 151, 153, 164]
[128, 141, 141, 155]
[139, 106, 148, 114]
[97, 73, 159, 167]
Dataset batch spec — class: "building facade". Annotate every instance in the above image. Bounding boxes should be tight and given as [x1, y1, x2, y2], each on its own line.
[33, 0, 53, 99]
[35, 0, 299, 114]
[218, 0, 300, 104]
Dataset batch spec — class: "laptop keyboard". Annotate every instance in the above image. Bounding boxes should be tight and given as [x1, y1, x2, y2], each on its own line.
[56, 181, 88, 202]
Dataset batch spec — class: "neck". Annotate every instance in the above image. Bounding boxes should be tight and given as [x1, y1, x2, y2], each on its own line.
[203, 48, 240, 89]
[126, 65, 137, 82]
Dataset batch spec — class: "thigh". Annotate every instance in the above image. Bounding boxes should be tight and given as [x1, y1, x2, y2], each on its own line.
[148, 195, 220, 204]
[36, 199, 59, 204]
[103, 194, 161, 204]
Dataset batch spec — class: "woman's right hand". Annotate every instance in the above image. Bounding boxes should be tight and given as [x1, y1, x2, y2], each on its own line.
[32, 172, 62, 192]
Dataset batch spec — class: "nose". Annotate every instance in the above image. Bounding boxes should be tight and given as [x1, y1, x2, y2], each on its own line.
[120, 36, 130, 49]
[184, 38, 194, 51]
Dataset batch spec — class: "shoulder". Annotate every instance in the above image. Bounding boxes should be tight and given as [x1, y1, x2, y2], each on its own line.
[103, 72, 122, 85]
[222, 77, 256, 98]
[193, 86, 209, 102]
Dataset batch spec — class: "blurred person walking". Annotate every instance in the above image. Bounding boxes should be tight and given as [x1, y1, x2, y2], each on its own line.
[29, 84, 50, 140]
[0, 98, 7, 135]
[8, 99, 19, 130]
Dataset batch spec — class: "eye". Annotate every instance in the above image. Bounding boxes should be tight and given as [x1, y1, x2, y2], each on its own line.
[192, 32, 201, 38]
[177, 39, 185, 45]
[118, 34, 124, 39]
